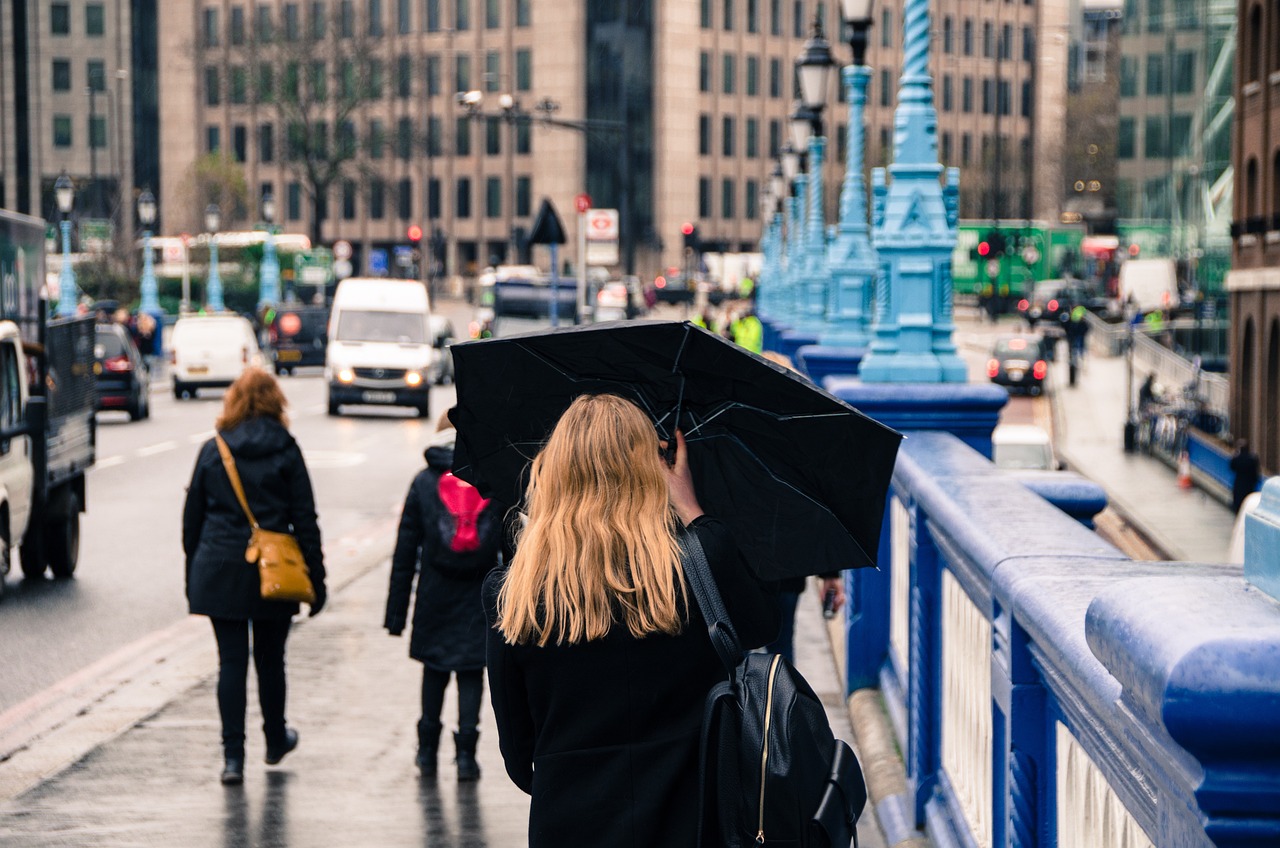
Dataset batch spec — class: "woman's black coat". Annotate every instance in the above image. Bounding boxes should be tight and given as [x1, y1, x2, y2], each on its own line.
[384, 443, 504, 671]
[183, 417, 326, 621]
[483, 516, 779, 848]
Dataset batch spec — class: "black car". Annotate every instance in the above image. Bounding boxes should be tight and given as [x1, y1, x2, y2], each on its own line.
[987, 335, 1050, 395]
[268, 303, 329, 374]
[94, 323, 150, 420]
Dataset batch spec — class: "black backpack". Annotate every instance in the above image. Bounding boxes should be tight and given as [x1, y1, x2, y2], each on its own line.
[680, 531, 867, 848]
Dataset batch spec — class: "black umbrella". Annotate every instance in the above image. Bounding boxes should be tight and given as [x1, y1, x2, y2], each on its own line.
[449, 320, 902, 580]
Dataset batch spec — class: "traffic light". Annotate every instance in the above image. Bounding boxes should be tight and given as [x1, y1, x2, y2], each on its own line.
[681, 222, 699, 251]
[976, 240, 991, 258]
[407, 224, 423, 244]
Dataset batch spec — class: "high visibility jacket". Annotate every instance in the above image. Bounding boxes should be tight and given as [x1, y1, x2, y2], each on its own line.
[731, 316, 764, 353]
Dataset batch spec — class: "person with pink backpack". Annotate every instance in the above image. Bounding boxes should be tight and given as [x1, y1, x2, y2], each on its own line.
[385, 409, 506, 781]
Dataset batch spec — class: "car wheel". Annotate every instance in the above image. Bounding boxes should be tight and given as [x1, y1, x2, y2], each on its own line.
[327, 396, 340, 416]
[173, 382, 186, 400]
[47, 489, 80, 579]
[416, 402, 431, 419]
[0, 527, 9, 603]
[128, 388, 143, 421]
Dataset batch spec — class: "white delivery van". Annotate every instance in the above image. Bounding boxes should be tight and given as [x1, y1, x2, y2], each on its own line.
[1118, 259, 1179, 314]
[325, 277, 433, 417]
[170, 314, 263, 399]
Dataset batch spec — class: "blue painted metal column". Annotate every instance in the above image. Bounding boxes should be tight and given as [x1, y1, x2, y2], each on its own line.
[259, 228, 281, 308]
[796, 135, 829, 333]
[857, 0, 966, 383]
[56, 218, 78, 317]
[822, 65, 874, 347]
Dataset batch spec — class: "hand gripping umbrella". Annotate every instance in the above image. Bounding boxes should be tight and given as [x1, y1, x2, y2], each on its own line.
[449, 320, 902, 580]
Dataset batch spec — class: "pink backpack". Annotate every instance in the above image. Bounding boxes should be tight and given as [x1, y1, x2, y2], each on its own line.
[437, 471, 491, 553]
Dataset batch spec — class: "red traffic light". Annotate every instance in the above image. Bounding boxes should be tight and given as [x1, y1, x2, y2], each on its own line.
[407, 224, 424, 243]
[681, 222, 695, 236]
[977, 241, 991, 257]
[1128, 243, 1141, 257]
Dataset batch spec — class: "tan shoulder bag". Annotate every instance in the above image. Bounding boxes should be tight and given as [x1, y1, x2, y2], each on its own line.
[214, 434, 316, 604]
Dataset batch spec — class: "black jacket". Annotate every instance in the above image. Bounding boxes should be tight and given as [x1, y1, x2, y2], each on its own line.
[183, 417, 326, 620]
[385, 443, 505, 670]
[484, 516, 779, 848]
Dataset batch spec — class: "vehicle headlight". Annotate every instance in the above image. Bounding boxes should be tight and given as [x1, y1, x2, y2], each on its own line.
[404, 370, 424, 387]
[337, 368, 355, 384]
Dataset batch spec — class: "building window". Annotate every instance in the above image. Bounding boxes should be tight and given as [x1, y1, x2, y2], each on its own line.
[768, 119, 779, 157]
[288, 183, 302, 220]
[769, 58, 781, 98]
[257, 4, 274, 41]
[51, 4, 71, 35]
[962, 76, 973, 113]
[206, 67, 221, 106]
[515, 0, 530, 27]
[337, 120, 356, 156]
[203, 7, 220, 45]
[455, 117, 471, 155]
[723, 0, 734, 30]
[982, 78, 993, 114]
[87, 61, 106, 92]
[747, 0, 757, 32]
[369, 118, 385, 158]
[230, 66, 248, 103]
[745, 179, 758, 219]
[485, 117, 501, 155]
[1020, 80, 1031, 118]
[746, 57, 758, 96]
[515, 120, 530, 154]
[943, 16, 953, 53]
[342, 180, 357, 219]
[699, 114, 711, 156]
[456, 0, 470, 30]
[1173, 51, 1195, 94]
[745, 117, 758, 158]
[426, 55, 441, 96]
[881, 9, 892, 47]
[1144, 116, 1165, 158]
[1148, 0, 1164, 32]
[399, 179, 412, 219]
[513, 176, 530, 216]
[880, 69, 891, 106]
[231, 6, 245, 43]
[398, 0, 412, 32]
[485, 177, 501, 217]
[1169, 114, 1191, 155]
[232, 124, 247, 160]
[285, 3, 300, 39]
[52, 60, 72, 92]
[370, 179, 386, 219]
[722, 55, 735, 94]
[485, 52, 500, 91]
[999, 24, 1012, 61]
[793, 0, 804, 37]
[941, 74, 952, 111]
[486, 0, 500, 27]
[89, 115, 107, 148]
[700, 52, 711, 92]
[699, 177, 712, 218]
[1119, 56, 1137, 96]
[427, 115, 443, 155]
[456, 54, 471, 91]
[516, 50, 531, 91]
[427, 0, 441, 31]
[86, 3, 106, 35]
[340, 0, 354, 36]
[701, 0, 712, 28]
[940, 131, 952, 164]
[961, 133, 971, 166]
[311, 61, 328, 101]
[962, 19, 972, 56]
[398, 117, 413, 158]
[368, 58, 384, 98]
[259, 123, 275, 161]
[1145, 53, 1164, 95]
[368, 0, 384, 35]
[982, 22, 993, 58]
[206, 125, 221, 152]
[722, 116, 735, 156]
[1022, 25, 1034, 62]
[721, 178, 735, 219]
[428, 178, 442, 217]
[456, 177, 472, 218]
[998, 80, 1011, 116]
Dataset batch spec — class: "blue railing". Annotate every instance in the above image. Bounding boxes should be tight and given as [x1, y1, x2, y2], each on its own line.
[840, 430, 1280, 848]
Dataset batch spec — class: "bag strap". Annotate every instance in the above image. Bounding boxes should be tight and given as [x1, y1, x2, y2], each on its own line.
[214, 434, 259, 530]
[677, 528, 743, 675]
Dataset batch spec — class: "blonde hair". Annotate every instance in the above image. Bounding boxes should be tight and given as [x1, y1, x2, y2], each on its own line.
[496, 394, 685, 646]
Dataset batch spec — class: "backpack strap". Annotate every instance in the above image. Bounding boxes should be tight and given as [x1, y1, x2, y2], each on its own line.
[214, 434, 259, 530]
[677, 528, 743, 675]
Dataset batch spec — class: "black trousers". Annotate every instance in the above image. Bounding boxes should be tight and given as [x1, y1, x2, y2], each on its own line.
[211, 617, 292, 758]
[419, 667, 484, 743]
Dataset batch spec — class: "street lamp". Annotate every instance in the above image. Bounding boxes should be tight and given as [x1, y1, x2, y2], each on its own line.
[137, 189, 160, 314]
[819, 0, 877, 349]
[54, 173, 78, 317]
[259, 191, 281, 309]
[204, 202, 224, 312]
[794, 17, 836, 332]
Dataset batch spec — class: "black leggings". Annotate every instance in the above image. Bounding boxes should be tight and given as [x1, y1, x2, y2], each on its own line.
[419, 667, 484, 739]
[211, 617, 292, 758]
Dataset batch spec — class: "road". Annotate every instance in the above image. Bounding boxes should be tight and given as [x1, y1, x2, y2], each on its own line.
[0, 297, 477, 713]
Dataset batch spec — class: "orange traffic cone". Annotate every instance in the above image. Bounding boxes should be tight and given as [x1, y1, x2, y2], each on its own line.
[1177, 451, 1193, 489]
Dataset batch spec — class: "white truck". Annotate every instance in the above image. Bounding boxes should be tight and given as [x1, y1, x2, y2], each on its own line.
[1117, 258, 1179, 315]
[0, 210, 96, 600]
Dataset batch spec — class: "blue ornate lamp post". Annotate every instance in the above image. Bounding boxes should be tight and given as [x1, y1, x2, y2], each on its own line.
[791, 23, 836, 336]
[820, 0, 876, 348]
[258, 191, 281, 308]
[204, 203, 225, 312]
[54, 174, 78, 318]
[137, 189, 160, 314]
[857, 0, 966, 382]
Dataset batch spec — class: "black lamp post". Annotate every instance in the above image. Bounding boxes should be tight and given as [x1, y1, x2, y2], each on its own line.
[839, 0, 875, 66]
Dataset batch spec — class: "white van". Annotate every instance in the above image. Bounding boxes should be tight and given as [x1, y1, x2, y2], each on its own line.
[170, 314, 263, 399]
[992, 424, 1058, 471]
[325, 277, 434, 417]
[1118, 259, 1179, 315]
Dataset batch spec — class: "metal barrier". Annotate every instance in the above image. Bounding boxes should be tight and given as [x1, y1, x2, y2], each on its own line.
[845, 431, 1280, 847]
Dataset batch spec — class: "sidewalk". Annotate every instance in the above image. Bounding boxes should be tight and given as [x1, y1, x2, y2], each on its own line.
[1051, 342, 1238, 563]
[0, 548, 887, 846]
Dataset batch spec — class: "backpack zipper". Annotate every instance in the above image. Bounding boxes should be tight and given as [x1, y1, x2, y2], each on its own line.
[756, 654, 783, 844]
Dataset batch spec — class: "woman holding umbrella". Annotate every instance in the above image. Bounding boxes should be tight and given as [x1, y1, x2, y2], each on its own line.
[483, 393, 779, 847]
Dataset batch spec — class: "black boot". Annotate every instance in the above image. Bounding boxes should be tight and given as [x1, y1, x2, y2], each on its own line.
[265, 727, 298, 766]
[221, 752, 245, 786]
[416, 720, 442, 777]
[454, 730, 480, 782]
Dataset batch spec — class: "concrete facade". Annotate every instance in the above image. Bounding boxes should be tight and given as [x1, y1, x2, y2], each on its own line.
[1226, 0, 1280, 474]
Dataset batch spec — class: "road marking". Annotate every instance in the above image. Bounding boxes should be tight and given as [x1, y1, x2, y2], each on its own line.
[188, 430, 214, 444]
[302, 449, 366, 469]
[136, 441, 176, 457]
[95, 456, 125, 469]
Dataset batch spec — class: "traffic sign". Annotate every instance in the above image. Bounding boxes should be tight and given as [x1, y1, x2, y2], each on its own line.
[333, 239, 353, 260]
[586, 209, 619, 241]
[575, 193, 592, 214]
[369, 248, 389, 275]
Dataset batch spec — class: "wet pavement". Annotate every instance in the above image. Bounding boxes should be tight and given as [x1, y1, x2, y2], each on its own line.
[0, 543, 885, 847]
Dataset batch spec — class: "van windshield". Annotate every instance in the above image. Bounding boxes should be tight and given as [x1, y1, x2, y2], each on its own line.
[336, 310, 426, 344]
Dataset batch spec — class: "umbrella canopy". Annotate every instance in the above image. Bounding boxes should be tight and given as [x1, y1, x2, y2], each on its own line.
[449, 320, 902, 580]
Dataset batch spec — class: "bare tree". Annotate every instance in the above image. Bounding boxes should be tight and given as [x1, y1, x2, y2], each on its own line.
[178, 152, 252, 229]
